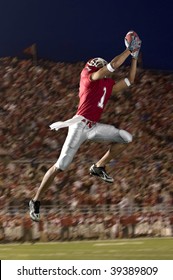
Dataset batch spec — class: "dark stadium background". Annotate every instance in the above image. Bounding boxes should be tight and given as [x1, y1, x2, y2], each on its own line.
[0, 0, 172, 71]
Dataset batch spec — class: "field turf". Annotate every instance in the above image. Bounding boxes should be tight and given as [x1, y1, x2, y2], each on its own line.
[0, 238, 173, 260]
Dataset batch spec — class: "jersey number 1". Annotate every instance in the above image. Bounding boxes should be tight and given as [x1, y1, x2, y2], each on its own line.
[98, 87, 106, 109]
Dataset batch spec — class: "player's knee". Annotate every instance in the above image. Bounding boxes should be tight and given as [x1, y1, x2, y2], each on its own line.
[53, 164, 62, 173]
[55, 155, 72, 171]
[55, 160, 67, 171]
[119, 129, 133, 143]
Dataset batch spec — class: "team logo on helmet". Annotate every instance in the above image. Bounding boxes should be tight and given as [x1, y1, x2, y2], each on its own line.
[87, 57, 108, 68]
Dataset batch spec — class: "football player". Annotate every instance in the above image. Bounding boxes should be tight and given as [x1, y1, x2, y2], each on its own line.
[29, 31, 141, 222]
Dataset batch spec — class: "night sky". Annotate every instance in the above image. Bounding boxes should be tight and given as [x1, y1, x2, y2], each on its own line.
[0, 0, 172, 71]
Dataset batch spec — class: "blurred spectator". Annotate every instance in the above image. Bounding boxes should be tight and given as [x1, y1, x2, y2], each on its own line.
[0, 56, 173, 241]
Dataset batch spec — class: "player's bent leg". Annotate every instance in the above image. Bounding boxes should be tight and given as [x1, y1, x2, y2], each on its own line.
[89, 124, 133, 183]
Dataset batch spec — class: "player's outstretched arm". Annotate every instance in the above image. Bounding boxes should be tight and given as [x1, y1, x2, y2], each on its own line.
[112, 31, 142, 94]
[112, 57, 138, 94]
[91, 30, 141, 82]
[91, 48, 131, 81]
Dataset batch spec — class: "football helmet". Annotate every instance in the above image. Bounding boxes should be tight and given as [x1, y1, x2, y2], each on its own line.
[87, 57, 108, 68]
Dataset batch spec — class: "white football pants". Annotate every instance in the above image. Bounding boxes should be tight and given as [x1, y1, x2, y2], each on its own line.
[55, 119, 132, 170]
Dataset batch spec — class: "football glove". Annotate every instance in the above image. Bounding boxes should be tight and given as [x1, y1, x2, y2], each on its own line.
[128, 36, 142, 53]
[131, 44, 141, 59]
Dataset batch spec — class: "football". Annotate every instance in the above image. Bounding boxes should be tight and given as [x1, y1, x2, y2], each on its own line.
[124, 30, 138, 48]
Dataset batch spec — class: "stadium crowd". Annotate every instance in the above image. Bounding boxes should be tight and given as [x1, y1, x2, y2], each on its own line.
[0, 56, 173, 242]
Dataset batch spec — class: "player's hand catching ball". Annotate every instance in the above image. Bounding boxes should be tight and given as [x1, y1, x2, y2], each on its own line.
[124, 30, 142, 59]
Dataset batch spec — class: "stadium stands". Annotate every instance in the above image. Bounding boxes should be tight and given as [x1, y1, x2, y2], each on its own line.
[0, 57, 173, 242]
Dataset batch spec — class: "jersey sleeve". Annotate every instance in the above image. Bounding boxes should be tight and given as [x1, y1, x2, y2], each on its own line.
[80, 67, 96, 87]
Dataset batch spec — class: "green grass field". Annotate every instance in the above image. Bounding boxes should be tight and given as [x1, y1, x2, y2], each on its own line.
[1, 238, 173, 260]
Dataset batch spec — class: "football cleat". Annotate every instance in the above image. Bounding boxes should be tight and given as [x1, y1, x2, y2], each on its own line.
[89, 164, 114, 183]
[29, 199, 40, 222]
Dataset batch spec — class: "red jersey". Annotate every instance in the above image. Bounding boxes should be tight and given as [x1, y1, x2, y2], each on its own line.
[76, 65, 115, 122]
